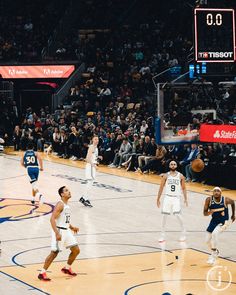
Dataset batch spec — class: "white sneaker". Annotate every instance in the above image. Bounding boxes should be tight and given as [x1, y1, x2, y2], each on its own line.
[108, 164, 116, 168]
[207, 249, 219, 265]
[158, 233, 166, 243]
[207, 255, 216, 265]
[39, 194, 44, 205]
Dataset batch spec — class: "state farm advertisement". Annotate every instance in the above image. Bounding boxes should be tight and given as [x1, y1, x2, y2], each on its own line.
[0, 65, 75, 78]
[200, 124, 236, 144]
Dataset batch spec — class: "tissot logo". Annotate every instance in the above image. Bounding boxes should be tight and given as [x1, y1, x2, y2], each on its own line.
[198, 51, 233, 59]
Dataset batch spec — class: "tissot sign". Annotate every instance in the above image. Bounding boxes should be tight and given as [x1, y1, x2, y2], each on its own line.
[0, 65, 75, 78]
[200, 124, 236, 144]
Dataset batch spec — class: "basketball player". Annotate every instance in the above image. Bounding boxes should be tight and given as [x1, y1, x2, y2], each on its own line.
[157, 160, 188, 242]
[38, 186, 80, 281]
[204, 187, 235, 265]
[21, 142, 44, 205]
[80, 135, 102, 207]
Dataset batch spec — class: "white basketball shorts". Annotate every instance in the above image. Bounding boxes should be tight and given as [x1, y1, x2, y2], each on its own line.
[162, 195, 181, 215]
[51, 228, 78, 252]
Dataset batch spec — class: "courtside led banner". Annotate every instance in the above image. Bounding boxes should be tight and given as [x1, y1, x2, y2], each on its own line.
[0, 65, 75, 78]
[200, 124, 236, 144]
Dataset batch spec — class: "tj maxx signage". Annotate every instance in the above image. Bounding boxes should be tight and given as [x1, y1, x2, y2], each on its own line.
[0, 65, 75, 78]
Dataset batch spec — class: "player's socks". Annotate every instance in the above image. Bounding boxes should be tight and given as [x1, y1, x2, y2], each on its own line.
[158, 232, 166, 242]
[40, 268, 46, 274]
[179, 230, 186, 242]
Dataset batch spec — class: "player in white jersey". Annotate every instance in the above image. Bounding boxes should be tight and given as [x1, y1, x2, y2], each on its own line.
[80, 135, 102, 207]
[157, 160, 188, 242]
[38, 186, 80, 281]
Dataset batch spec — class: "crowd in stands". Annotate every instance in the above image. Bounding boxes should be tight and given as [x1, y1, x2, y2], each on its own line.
[0, 0, 235, 189]
[0, 0, 67, 62]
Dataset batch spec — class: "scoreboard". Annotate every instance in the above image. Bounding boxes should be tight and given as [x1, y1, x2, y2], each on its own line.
[194, 8, 236, 62]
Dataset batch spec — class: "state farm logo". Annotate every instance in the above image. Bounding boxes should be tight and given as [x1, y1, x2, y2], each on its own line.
[213, 130, 236, 139]
[213, 130, 220, 138]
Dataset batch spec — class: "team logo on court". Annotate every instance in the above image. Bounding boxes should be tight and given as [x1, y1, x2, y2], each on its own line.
[0, 198, 53, 223]
[52, 174, 132, 193]
[207, 265, 232, 291]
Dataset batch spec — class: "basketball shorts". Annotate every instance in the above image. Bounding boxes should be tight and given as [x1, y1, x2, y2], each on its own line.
[85, 163, 96, 180]
[51, 228, 78, 252]
[27, 166, 39, 183]
[162, 195, 181, 215]
[206, 219, 230, 233]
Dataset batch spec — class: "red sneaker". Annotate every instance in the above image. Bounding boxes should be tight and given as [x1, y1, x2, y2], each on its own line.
[38, 273, 51, 281]
[61, 267, 77, 276]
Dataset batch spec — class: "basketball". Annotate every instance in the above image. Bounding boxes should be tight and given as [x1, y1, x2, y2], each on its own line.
[191, 159, 205, 173]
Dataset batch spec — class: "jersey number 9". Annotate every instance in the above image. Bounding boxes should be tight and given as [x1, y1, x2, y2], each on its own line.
[171, 185, 176, 192]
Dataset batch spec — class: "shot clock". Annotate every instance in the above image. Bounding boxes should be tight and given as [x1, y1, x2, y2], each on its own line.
[194, 8, 236, 62]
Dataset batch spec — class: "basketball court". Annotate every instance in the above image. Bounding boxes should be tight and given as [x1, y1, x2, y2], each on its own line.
[0, 151, 236, 294]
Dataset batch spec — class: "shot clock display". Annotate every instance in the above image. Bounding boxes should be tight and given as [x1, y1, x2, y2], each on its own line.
[194, 8, 236, 62]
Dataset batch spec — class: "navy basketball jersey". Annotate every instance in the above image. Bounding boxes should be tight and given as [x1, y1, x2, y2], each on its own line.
[209, 196, 229, 223]
[23, 150, 38, 168]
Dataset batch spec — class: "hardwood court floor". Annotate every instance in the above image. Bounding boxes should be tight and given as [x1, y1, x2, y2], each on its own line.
[0, 151, 235, 295]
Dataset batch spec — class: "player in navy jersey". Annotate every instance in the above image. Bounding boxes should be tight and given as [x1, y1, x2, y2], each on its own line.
[204, 187, 235, 264]
[21, 142, 44, 205]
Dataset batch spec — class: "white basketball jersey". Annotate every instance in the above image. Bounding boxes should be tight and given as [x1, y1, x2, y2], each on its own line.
[164, 172, 182, 197]
[56, 201, 71, 229]
[91, 145, 98, 164]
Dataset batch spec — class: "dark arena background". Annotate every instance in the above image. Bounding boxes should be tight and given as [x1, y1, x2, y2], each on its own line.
[0, 1, 236, 295]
